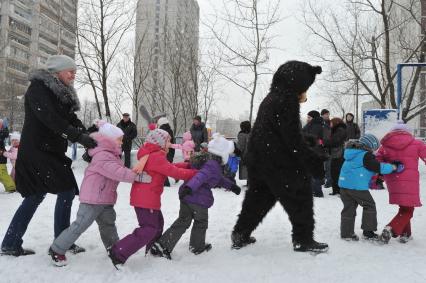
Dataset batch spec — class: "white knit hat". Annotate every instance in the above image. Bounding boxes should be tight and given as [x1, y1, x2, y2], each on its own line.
[97, 120, 124, 139]
[145, 128, 170, 148]
[46, 55, 77, 73]
[157, 117, 169, 127]
[10, 131, 21, 141]
[208, 133, 234, 164]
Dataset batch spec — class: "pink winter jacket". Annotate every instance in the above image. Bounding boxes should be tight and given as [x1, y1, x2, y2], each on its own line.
[376, 130, 426, 207]
[3, 147, 18, 167]
[170, 131, 195, 161]
[79, 133, 137, 205]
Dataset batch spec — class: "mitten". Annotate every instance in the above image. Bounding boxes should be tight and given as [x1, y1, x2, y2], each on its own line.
[82, 150, 92, 163]
[179, 186, 192, 199]
[78, 134, 97, 149]
[392, 161, 404, 173]
[230, 184, 241, 195]
[135, 172, 152, 183]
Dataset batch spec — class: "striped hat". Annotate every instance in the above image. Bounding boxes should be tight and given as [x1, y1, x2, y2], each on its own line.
[145, 128, 170, 148]
[359, 134, 380, 151]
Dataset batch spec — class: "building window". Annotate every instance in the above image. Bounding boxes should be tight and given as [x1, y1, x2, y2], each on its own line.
[9, 45, 30, 60]
[9, 34, 30, 48]
[13, 5, 32, 21]
[7, 59, 29, 73]
[9, 18, 32, 35]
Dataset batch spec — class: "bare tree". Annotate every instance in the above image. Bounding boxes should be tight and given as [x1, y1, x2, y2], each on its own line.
[76, 0, 135, 122]
[204, 0, 281, 122]
[302, 0, 424, 122]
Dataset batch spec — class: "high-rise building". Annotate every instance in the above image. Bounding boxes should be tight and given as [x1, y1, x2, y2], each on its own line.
[0, 0, 78, 131]
[135, 0, 199, 135]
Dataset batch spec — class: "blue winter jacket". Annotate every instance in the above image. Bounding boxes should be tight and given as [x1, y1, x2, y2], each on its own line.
[338, 147, 394, 191]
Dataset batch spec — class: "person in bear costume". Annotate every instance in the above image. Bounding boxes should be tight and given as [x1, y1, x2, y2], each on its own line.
[231, 61, 329, 253]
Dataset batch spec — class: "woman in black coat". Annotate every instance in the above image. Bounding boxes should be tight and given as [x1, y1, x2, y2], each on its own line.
[1, 55, 97, 256]
[237, 121, 251, 183]
[324, 117, 347, 195]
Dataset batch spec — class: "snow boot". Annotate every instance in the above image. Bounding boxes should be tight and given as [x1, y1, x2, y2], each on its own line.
[49, 248, 67, 267]
[362, 231, 379, 241]
[107, 248, 124, 269]
[1, 247, 35, 257]
[341, 234, 359, 241]
[231, 232, 256, 249]
[379, 226, 393, 244]
[399, 233, 412, 244]
[150, 242, 172, 260]
[191, 243, 212, 255]
[68, 244, 86, 254]
[293, 240, 329, 253]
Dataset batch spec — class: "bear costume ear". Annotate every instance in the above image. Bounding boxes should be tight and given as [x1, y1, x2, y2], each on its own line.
[312, 66, 322, 75]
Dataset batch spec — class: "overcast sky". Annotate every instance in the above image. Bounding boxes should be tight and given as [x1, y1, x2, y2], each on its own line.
[197, 0, 333, 121]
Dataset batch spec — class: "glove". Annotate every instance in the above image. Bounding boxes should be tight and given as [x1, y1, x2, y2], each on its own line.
[135, 172, 152, 183]
[230, 184, 241, 195]
[179, 186, 192, 200]
[82, 150, 92, 163]
[78, 134, 97, 149]
[392, 161, 404, 173]
[370, 175, 385, 190]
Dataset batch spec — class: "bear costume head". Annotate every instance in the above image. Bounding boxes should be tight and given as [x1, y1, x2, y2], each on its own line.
[271, 61, 322, 102]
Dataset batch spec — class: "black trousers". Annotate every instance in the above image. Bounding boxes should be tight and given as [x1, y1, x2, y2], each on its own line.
[330, 158, 344, 194]
[123, 150, 131, 168]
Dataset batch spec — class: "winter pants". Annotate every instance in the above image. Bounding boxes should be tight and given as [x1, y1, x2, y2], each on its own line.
[324, 158, 332, 187]
[0, 164, 16, 192]
[1, 189, 75, 251]
[233, 172, 315, 244]
[112, 207, 164, 263]
[340, 189, 377, 237]
[387, 206, 414, 237]
[330, 158, 344, 194]
[158, 201, 208, 252]
[51, 203, 118, 255]
[311, 177, 324, 197]
[123, 150, 131, 168]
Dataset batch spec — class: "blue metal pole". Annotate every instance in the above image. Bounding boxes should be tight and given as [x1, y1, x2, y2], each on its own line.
[397, 64, 403, 120]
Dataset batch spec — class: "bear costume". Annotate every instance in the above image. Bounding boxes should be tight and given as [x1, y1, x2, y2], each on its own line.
[231, 61, 329, 253]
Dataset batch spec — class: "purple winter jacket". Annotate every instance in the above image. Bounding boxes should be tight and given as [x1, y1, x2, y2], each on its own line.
[179, 159, 234, 208]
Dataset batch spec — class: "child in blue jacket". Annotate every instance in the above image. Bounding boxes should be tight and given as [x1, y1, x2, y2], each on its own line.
[338, 134, 400, 241]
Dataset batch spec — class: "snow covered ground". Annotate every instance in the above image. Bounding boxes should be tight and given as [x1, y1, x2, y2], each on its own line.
[1, 150, 426, 283]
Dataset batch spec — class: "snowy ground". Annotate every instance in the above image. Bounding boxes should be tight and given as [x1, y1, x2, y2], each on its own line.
[1, 150, 426, 283]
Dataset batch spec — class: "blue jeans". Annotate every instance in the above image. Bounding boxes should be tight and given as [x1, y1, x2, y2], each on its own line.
[1, 190, 75, 251]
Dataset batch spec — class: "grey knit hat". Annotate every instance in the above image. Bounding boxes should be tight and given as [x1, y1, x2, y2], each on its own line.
[145, 129, 170, 148]
[46, 55, 77, 73]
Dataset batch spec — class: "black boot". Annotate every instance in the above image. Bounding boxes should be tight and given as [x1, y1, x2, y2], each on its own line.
[1, 247, 35, 257]
[67, 244, 86, 254]
[363, 230, 379, 241]
[231, 232, 256, 249]
[150, 242, 172, 260]
[191, 243, 212, 255]
[107, 248, 124, 269]
[293, 240, 329, 253]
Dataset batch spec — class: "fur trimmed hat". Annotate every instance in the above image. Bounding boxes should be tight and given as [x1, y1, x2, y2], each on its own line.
[97, 120, 124, 139]
[145, 128, 170, 148]
[271, 61, 322, 94]
[207, 133, 234, 164]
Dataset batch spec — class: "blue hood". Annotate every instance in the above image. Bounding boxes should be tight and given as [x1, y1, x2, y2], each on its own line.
[343, 148, 365, 161]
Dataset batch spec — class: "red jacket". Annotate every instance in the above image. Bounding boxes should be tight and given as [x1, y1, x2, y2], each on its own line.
[130, 143, 197, 210]
[376, 130, 426, 207]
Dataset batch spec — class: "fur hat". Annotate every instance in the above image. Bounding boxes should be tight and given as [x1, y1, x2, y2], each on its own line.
[46, 55, 77, 73]
[157, 117, 169, 126]
[391, 120, 411, 133]
[182, 131, 192, 142]
[271, 61, 322, 94]
[10, 131, 21, 141]
[307, 110, 320, 119]
[145, 128, 170, 148]
[359, 134, 380, 151]
[97, 120, 124, 139]
[207, 133, 234, 164]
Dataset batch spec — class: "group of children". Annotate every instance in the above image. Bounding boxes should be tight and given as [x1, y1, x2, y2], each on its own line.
[337, 121, 426, 244]
[0, 131, 21, 193]
[47, 120, 241, 267]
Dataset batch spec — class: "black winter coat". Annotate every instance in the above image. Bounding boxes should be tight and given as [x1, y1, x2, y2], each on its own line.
[159, 123, 175, 162]
[16, 70, 85, 197]
[324, 123, 347, 159]
[302, 116, 324, 143]
[345, 122, 361, 140]
[190, 123, 208, 152]
[117, 119, 137, 151]
[0, 127, 9, 164]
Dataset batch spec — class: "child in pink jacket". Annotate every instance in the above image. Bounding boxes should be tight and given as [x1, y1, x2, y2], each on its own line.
[49, 121, 150, 267]
[376, 121, 426, 244]
[171, 131, 195, 161]
[3, 132, 20, 180]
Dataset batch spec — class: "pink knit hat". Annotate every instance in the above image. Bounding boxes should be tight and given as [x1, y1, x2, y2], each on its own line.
[97, 120, 124, 139]
[391, 120, 411, 133]
[145, 129, 170, 148]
